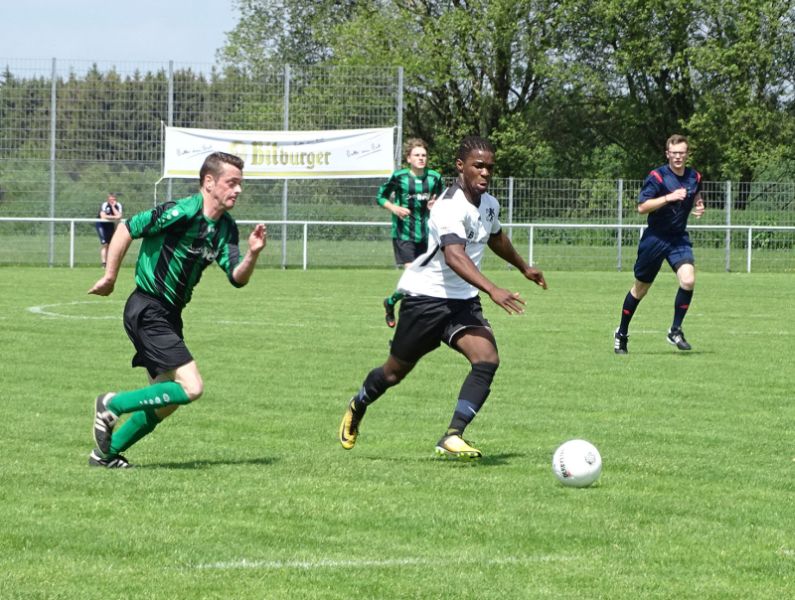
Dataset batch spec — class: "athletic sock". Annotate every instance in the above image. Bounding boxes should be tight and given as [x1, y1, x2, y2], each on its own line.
[618, 291, 641, 335]
[107, 381, 190, 416]
[353, 366, 394, 412]
[672, 287, 693, 330]
[446, 362, 498, 435]
[109, 409, 162, 454]
[387, 291, 404, 306]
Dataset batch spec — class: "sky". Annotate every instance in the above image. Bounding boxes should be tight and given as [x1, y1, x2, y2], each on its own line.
[0, 0, 239, 69]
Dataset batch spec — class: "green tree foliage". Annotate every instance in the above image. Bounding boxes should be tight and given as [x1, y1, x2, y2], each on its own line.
[217, 0, 795, 182]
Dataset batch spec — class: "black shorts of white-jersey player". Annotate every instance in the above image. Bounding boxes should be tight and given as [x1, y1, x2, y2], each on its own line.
[614, 134, 706, 355]
[339, 136, 547, 461]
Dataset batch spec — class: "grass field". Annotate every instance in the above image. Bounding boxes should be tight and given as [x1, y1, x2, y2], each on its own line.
[1, 266, 793, 599]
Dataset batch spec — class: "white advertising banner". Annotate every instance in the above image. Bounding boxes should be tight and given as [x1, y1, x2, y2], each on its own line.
[163, 126, 395, 179]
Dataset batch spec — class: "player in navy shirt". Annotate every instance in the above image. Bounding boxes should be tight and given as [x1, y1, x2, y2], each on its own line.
[614, 134, 705, 354]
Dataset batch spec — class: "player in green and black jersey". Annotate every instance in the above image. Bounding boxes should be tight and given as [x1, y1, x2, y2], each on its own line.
[87, 152, 267, 468]
[378, 138, 444, 327]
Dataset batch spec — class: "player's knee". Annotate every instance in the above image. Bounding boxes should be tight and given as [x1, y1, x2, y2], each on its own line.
[679, 274, 695, 290]
[179, 379, 204, 402]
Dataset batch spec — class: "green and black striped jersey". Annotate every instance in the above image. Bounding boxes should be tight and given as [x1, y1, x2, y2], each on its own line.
[125, 194, 244, 309]
[376, 168, 444, 242]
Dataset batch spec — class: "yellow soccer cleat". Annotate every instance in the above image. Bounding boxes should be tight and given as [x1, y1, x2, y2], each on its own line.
[339, 397, 362, 450]
[434, 434, 482, 461]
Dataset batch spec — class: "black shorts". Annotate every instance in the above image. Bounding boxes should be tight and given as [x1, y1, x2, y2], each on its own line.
[123, 288, 193, 379]
[390, 295, 493, 364]
[95, 222, 115, 245]
[392, 238, 427, 265]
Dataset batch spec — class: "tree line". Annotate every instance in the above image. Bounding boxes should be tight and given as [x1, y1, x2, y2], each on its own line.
[2, 0, 793, 193]
[223, 0, 795, 188]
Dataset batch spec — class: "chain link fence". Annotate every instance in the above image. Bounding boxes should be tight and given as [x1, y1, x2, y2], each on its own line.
[1, 58, 793, 271]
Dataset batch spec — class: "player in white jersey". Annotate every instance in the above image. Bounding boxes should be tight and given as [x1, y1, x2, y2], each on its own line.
[339, 136, 547, 460]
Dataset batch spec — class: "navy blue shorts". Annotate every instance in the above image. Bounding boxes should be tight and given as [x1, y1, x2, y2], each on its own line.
[389, 295, 493, 364]
[392, 238, 427, 265]
[123, 289, 193, 379]
[95, 222, 115, 245]
[633, 230, 694, 283]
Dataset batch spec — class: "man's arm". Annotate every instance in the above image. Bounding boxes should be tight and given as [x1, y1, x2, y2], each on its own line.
[88, 224, 133, 296]
[442, 243, 527, 315]
[232, 224, 267, 286]
[487, 230, 547, 289]
[638, 187, 687, 215]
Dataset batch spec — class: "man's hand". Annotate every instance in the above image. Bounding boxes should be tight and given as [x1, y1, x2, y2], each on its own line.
[88, 275, 116, 296]
[248, 223, 267, 254]
[390, 205, 410, 219]
[488, 288, 526, 315]
[692, 194, 705, 219]
[523, 266, 547, 289]
[665, 188, 687, 203]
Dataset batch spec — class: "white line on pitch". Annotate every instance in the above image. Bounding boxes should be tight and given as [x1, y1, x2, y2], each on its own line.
[195, 555, 573, 571]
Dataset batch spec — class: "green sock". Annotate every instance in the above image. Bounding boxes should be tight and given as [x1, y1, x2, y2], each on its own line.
[388, 291, 404, 306]
[107, 381, 190, 416]
[110, 409, 161, 455]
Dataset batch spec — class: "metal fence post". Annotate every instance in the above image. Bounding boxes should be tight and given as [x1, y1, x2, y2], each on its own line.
[281, 64, 290, 269]
[507, 176, 514, 242]
[617, 178, 623, 271]
[48, 58, 57, 267]
[166, 60, 174, 204]
[395, 67, 403, 168]
[725, 180, 732, 272]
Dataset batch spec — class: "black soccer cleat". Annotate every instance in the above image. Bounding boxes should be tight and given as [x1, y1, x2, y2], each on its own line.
[667, 327, 691, 351]
[88, 448, 133, 469]
[614, 329, 628, 354]
[383, 298, 396, 328]
[93, 393, 118, 458]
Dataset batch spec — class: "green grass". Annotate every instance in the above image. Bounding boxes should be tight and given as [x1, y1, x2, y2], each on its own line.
[1, 266, 794, 599]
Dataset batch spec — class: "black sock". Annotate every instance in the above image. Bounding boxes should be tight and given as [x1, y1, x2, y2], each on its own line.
[672, 287, 693, 330]
[447, 362, 499, 436]
[618, 291, 640, 335]
[353, 366, 393, 413]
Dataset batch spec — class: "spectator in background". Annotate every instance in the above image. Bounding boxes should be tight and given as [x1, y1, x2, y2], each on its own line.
[95, 193, 123, 267]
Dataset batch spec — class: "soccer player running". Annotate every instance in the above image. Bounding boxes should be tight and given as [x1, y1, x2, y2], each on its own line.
[614, 134, 705, 354]
[378, 138, 444, 327]
[87, 152, 267, 468]
[340, 136, 547, 460]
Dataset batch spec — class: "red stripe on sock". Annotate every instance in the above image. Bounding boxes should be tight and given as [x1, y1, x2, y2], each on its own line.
[678, 304, 689, 309]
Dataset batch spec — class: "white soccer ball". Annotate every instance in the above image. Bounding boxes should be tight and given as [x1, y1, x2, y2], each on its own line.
[552, 439, 602, 488]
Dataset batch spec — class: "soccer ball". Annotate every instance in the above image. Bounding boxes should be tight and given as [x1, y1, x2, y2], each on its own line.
[552, 439, 602, 488]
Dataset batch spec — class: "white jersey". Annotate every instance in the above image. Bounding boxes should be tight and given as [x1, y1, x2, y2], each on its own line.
[397, 182, 501, 299]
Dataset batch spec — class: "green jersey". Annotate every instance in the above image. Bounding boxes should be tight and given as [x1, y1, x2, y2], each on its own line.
[376, 168, 444, 242]
[125, 193, 244, 309]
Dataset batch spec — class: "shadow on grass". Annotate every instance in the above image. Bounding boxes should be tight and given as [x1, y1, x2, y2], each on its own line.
[356, 451, 525, 467]
[144, 456, 276, 470]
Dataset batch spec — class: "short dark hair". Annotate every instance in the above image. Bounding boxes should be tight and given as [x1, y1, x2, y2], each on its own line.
[199, 152, 245, 187]
[456, 136, 495, 162]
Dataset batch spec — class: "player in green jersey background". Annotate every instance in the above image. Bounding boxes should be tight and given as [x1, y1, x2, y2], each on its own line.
[86, 152, 266, 468]
[377, 138, 444, 327]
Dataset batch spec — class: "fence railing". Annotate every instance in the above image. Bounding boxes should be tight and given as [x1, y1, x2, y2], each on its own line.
[1, 217, 792, 273]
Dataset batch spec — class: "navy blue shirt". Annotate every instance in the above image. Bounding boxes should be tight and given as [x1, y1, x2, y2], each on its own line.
[638, 165, 701, 236]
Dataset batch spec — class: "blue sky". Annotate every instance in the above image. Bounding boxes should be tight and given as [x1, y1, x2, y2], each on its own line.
[0, 0, 239, 68]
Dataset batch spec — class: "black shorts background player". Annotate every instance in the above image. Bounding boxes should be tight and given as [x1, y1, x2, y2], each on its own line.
[339, 136, 547, 461]
[614, 134, 705, 354]
[95, 193, 123, 267]
[377, 138, 444, 327]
